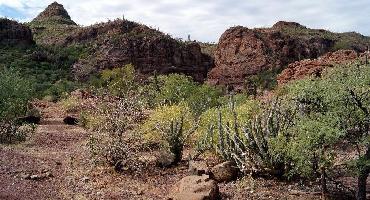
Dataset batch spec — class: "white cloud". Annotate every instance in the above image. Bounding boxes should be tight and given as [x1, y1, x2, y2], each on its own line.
[0, 0, 369, 42]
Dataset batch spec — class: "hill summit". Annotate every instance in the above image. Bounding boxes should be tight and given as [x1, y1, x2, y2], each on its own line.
[32, 2, 76, 25]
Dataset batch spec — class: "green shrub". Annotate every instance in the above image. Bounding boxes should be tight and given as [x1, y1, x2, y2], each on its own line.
[142, 73, 222, 115]
[140, 103, 195, 147]
[98, 64, 136, 97]
[0, 68, 35, 121]
[270, 63, 369, 198]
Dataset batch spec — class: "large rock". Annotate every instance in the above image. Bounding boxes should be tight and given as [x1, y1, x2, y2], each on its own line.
[189, 160, 209, 176]
[169, 175, 219, 200]
[0, 19, 33, 46]
[277, 50, 360, 84]
[207, 21, 370, 90]
[210, 161, 238, 183]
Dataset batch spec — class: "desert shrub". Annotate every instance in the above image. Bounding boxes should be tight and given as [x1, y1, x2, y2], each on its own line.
[143, 73, 196, 106]
[142, 73, 222, 115]
[43, 80, 77, 101]
[0, 121, 36, 144]
[196, 97, 260, 148]
[0, 68, 35, 121]
[92, 64, 136, 97]
[84, 95, 148, 171]
[269, 63, 369, 198]
[60, 95, 81, 113]
[140, 103, 195, 145]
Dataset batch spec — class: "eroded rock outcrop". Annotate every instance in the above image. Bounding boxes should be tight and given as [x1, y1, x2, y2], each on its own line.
[207, 21, 370, 89]
[277, 50, 362, 84]
[32, 1, 76, 25]
[0, 18, 33, 46]
[67, 20, 213, 82]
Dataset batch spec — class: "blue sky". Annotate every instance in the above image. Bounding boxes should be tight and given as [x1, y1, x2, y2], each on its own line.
[0, 0, 369, 42]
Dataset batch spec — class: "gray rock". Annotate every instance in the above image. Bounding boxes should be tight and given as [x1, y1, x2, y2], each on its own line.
[168, 175, 219, 200]
[210, 161, 238, 183]
[156, 151, 175, 167]
[188, 160, 209, 176]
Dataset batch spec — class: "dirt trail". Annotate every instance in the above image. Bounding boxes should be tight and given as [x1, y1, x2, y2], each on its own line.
[0, 102, 88, 199]
[0, 102, 189, 200]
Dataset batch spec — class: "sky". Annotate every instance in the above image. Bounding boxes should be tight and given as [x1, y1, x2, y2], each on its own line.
[0, 0, 369, 42]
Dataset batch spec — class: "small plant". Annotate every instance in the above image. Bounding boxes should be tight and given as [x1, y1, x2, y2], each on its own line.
[155, 116, 196, 164]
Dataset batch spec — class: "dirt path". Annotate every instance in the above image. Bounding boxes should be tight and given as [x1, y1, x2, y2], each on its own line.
[0, 103, 88, 199]
[0, 102, 189, 200]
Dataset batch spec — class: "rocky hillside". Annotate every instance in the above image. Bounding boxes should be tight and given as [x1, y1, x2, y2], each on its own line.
[277, 49, 368, 84]
[207, 21, 370, 89]
[27, 2, 213, 82]
[0, 18, 33, 46]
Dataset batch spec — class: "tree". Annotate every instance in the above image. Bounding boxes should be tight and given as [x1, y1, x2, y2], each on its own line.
[276, 63, 369, 199]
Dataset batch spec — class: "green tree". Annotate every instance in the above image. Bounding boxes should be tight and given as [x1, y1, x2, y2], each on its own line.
[273, 63, 369, 199]
[0, 68, 35, 121]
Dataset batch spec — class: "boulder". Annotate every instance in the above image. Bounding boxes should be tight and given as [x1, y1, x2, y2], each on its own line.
[210, 161, 238, 183]
[169, 175, 219, 200]
[17, 116, 41, 124]
[189, 160, 209, 176]
[63, 116, 78, 125]
[156, 151, 176, 167]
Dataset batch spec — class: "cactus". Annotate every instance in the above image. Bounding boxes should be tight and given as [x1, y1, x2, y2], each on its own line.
[157, 115, 196, 164]
[200, 97, 292, 174]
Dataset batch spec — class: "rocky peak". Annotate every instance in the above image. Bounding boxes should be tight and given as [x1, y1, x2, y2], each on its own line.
[32, 2, 76, 25]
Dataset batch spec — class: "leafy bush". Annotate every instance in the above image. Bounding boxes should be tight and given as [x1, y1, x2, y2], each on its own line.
[270, 63, 370, 198]
[142, 73, 222, 115]
[97, 64, 136, 97]
[0, 68, 35, 121]
[140, 103, 195, 145]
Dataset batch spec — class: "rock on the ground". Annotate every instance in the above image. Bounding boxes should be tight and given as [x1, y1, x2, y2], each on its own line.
[17, 116, 41, 124]
[189, 160, 209, 176]
[156, 151, 176, 167]
[210, 161, 238, 183]
[168, 175, 219, 200]
[63, 116, 79, 125]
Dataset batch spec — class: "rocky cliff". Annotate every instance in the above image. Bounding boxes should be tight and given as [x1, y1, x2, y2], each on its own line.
[0, 18, 33, 46]
[29, 3, 212, 82]
[207, 21, 370, 89]
[277, 50, 366, 84]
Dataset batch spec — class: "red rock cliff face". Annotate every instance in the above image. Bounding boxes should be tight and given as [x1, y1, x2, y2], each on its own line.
[207, 24, 335, 89]
[0, 19, 33, 46]
[68, 20, 212, 82]
[277, 50, 362, 85]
